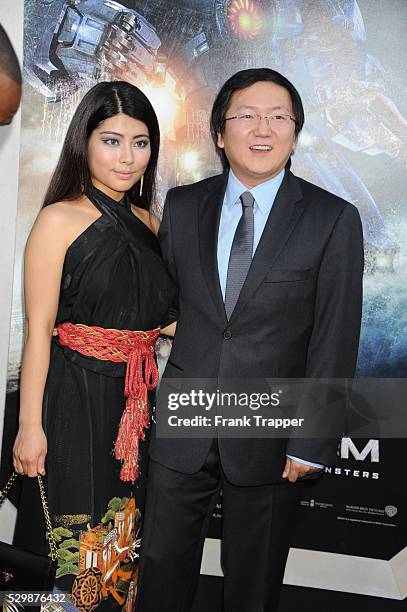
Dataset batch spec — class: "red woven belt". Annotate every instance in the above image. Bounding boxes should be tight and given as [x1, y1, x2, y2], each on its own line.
[57, 322, 160, 482]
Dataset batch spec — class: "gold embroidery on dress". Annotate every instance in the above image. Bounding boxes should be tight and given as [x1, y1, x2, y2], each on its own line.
[54, 513, 92, 528]
[52, 498, 139, 610]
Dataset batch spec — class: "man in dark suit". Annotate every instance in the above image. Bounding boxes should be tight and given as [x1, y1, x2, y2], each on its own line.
[137, 68, 364, 611]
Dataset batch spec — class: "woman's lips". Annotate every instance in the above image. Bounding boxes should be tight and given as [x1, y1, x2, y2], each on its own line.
[114, 170, 135, 179]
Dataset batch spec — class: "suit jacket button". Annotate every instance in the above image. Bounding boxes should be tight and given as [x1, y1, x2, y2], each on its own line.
[223, 330, 232, 340]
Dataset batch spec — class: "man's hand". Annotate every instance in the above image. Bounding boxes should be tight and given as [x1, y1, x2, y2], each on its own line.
[282, 457, 322, 483]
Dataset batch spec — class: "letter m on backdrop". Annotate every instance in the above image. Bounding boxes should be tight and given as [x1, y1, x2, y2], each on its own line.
[341, 438, 379, 462]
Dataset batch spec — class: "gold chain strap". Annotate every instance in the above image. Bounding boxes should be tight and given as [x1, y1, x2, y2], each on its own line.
[0, 472, 58, 562]
[0, 472, 18, 506]
[37, 475, 59, 562]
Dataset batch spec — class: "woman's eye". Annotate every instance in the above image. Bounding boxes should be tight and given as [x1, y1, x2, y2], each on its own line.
[134, 140, 149, 148]
[102, 138, 119, 145]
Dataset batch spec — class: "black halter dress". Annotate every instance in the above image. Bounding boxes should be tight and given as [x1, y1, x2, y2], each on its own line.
[13, 187, 176, 610]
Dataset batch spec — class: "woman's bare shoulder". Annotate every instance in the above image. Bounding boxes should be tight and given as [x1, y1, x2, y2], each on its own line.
[38, 196, 95, 221]
[32, 197, 101, 247]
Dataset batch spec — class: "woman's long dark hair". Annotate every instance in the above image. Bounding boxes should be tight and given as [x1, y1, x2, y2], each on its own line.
[43, 81, 160, 210]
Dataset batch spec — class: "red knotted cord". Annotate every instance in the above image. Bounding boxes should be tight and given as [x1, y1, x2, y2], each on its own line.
[57, 322, 160, 482]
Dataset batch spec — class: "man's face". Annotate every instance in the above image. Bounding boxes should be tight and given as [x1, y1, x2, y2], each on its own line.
[217, 80, 297, 188]
[0, 74, 21, 126]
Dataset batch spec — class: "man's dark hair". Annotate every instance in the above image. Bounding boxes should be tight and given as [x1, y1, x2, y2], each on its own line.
[0, 24, 22, 84]
[210, 68, 304, 169]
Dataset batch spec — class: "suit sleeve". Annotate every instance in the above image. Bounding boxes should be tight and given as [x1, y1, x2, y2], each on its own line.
[159, 189, 179, 325]
[306, 203, 364, 377]
[287, 203, 364, 464]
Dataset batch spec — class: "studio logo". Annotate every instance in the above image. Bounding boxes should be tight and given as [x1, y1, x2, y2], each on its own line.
[385, 505, 398, 518]
[340, 438, 379, 463]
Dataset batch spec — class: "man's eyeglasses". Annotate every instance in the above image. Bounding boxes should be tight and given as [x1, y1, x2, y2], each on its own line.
[224, 113, 296, 127]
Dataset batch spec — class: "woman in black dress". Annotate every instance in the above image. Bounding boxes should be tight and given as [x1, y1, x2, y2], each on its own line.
[11, 81, 176, 609]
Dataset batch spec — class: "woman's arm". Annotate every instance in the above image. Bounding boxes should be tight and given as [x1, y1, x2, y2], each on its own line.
[160, 322, 177, 337]
[13, 205, 69, 477]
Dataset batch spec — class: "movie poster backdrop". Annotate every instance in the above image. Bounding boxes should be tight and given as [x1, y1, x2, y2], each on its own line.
[1, 0, 406, 606]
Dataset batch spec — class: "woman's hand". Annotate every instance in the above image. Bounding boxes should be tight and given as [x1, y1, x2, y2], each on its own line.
[160, 322, 177, 337]
[13, 423, 47, 477]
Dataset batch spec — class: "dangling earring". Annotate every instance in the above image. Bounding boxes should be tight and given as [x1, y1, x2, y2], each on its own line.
[139, 175, 144, 197]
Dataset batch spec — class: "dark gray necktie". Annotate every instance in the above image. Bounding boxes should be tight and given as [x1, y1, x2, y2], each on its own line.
[224, 191, 255, 319]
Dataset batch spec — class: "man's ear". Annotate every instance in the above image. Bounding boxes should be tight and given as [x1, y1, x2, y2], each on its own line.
[217, 132, 225, 149]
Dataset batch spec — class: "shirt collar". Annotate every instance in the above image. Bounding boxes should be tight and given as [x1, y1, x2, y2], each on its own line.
[224, 168, 285, 215]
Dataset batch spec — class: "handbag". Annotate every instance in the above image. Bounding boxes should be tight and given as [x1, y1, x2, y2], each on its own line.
[0, 472, 58, 590]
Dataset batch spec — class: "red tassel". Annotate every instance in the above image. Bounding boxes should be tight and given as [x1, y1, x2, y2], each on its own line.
[115, 387, 151, 482]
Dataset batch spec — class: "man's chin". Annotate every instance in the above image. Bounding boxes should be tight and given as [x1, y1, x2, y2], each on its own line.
[237, 168, 284, 187]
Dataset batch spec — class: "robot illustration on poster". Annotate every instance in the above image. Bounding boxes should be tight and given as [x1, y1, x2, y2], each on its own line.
[7, 0, 406, 383]
[24, 0, 406, 263]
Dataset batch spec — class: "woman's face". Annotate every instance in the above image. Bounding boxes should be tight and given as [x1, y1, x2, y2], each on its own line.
[87, 113, 151, 201]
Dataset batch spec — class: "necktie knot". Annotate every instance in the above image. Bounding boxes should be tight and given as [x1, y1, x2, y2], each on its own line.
[240, 191, 255, 209]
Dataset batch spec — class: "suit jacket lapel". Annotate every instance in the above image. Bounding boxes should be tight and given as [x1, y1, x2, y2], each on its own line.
[229, 170, 305, 323]
[198, 173, 229, 324]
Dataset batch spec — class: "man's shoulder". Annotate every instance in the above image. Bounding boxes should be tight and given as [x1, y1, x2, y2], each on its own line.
[166, 173, 226, 206]
[294, 174, 360, 220]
